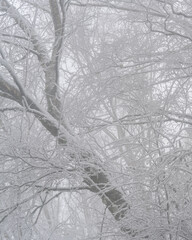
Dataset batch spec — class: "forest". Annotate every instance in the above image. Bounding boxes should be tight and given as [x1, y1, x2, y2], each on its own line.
[0, 0, 192, 239]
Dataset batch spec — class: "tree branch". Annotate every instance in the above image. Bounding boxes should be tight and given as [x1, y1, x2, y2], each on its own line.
[35, 185, 90, 192]
[45, 0, 66, 119]
[70, 0, 166, 18]
[1, 0, 49, 65]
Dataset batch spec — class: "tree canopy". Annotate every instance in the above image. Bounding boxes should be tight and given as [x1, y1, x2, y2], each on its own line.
[1, 0, 192, 239]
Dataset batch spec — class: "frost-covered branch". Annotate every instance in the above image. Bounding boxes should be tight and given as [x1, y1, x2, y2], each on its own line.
[35, 185, 90, 192]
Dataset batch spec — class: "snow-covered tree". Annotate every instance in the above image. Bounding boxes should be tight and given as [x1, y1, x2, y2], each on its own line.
[1, 1, 192, 239]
